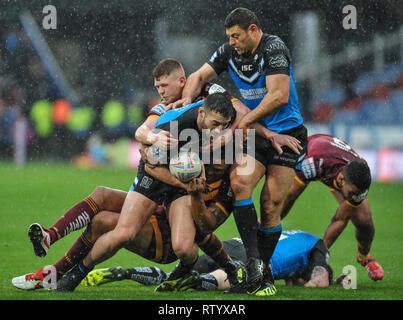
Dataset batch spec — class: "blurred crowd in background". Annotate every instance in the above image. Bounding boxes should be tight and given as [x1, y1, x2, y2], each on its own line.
[1, 0, 403, 176]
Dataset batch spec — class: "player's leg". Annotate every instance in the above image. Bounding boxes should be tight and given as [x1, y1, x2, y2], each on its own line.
[229, 154, 266, 285]
[12, 210, 120, 290]
[156, 196, 199, 292]
[28, 187, 127, 257]
[350, 199, 384, 280]
[55, 191, 158, 292]
[255, 164, 295, 296]
[82, 191, 157, 269]
[82, 218, 168, 287]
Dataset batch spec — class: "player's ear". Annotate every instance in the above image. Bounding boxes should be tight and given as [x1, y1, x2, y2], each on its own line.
[248, 24, 259, 33]
[337, 172, 345, 185]
[178, 75, 186, 87]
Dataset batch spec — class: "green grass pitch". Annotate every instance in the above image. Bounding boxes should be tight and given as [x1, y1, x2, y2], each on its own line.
[1, 162, 403, 301]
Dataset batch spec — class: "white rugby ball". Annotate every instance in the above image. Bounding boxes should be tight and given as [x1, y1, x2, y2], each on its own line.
[169, 151, 202, 183]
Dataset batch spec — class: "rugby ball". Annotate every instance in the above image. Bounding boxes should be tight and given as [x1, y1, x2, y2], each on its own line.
[169, 151, 202, 183]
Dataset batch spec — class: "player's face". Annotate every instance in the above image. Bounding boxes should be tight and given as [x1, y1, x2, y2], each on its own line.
[200, 110, 232, 133]
[339, 177, 366, 203]
[154, 73, 184, 104]
[226, 25, 255, 55]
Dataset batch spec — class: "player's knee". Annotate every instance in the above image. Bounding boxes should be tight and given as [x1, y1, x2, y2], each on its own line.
[89, 186, 110, 208]
[261, 196, 282, 215]
[111, 227, 136, 247]
[172, 241, 194, 260]
[230, 177, 252, 197]
[91, 211, 118, 237]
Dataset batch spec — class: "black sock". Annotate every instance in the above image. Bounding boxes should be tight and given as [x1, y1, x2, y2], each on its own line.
[77, 261, 93, 276]
[233, 200, 260, 259]
[257, 224, 282, 274]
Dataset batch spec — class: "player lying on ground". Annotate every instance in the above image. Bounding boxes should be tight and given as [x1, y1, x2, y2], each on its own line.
[82, 230, 351, 290]
[280, 134, 383, 281]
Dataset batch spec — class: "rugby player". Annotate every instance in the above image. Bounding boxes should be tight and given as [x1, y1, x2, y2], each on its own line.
[168, 8, 307, 295]
[281, 134, 384, 281]
[82, 230, 341, 290]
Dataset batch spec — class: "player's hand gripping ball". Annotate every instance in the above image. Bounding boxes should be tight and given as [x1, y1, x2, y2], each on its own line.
[169, 151, 202, 183]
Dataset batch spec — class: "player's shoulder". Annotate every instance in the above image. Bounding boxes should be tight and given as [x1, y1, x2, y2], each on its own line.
[149, 102, 167, 117]
[210, 42, 232, 62]
[309, 133, 334, 142]
[261, 34, 290, 55]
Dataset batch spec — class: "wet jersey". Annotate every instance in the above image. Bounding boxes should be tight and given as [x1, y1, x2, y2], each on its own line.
[153, 100, 205, 164]
[271, 230, 321, 279]
[147, 83, 233, 118]
[296, 134, 368, 204]
[208, 33, 303, 133]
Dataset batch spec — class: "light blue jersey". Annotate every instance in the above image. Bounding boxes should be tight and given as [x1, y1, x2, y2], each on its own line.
[271, 230, 321, 279]
[208, 34, 304, 133]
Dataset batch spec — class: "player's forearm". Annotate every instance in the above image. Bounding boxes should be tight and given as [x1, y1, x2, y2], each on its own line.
[135, 125, 155, 145]
[145, 164, 186, 189]
[323, 218, 349, 248]
[182, 71, 206, 101]
[250, 122, 276, 139]
[135, 118, 158, 145]
[242, 90, 288, 125]
[190, 193, 216, 235]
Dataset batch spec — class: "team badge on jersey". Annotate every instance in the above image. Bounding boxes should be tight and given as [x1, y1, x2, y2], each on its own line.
[301, 157, 317, 180]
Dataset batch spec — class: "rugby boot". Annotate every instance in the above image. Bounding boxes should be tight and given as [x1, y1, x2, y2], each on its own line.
[254, 266, 277, 296]
[12, 267, 45, 290]
[223, 258, 246, 287]
[81, 266, 127, 286]
[170, 270, 202, 292]
[358, 255, 384, 281]
[56, 263, 90, 292]
[28, 223, 51, 257]
[12, 266, 57, 290]
[155, 260, 196, 292]
[224, 257, 264, 294]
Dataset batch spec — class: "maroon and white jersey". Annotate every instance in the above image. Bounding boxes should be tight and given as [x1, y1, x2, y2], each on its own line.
[296, 134, 367, 202]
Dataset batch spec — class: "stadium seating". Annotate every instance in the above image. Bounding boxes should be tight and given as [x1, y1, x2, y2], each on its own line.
[310, 63, 403, 125]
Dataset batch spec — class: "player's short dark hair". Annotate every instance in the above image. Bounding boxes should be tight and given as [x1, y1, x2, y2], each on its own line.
[152, 58, 184, 79]
[203, 92, 236, 123]
[224, 7, 261, 31]
[343, 160, 372, 191]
